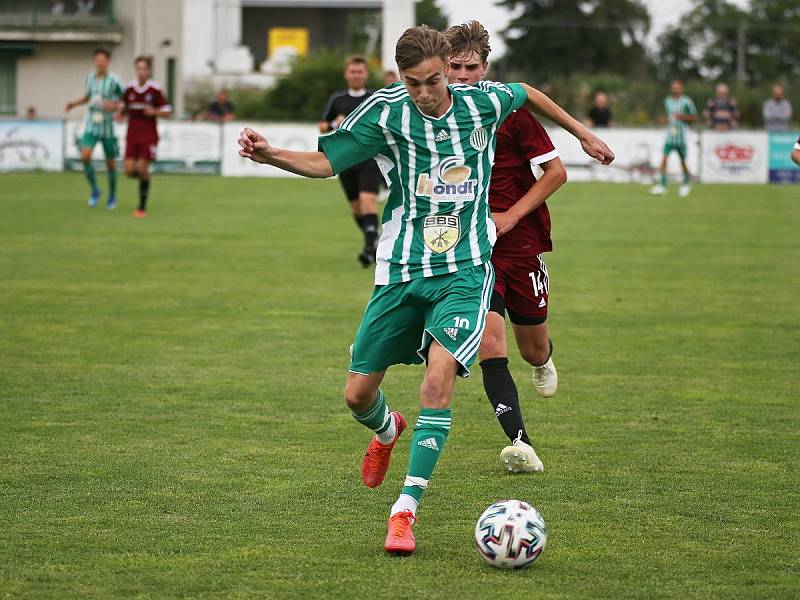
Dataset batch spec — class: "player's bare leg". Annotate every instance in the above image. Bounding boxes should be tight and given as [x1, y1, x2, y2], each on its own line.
[344, 370, 406, 489]
[81, 147, 100, 207]
[105, 157, 117, 210]
[650, 154, 668, 195]
[513, 322, 557, 398]
[123, 158, 139, 179]
[386, 342, 457, 555]
[479, 313, 543, 473]
[357, 191, 379, 267]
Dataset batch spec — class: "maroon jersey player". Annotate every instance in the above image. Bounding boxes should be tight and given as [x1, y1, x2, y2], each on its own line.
[446, 21, 612, 473]
[119, 56, 171, 217]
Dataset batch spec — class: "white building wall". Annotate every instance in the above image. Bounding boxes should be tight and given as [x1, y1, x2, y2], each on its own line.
[381, 0, 414, 73]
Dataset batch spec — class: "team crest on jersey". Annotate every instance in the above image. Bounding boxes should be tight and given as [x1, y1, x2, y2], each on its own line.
[415, 157, 476, 203]
[470, 127, 488, 151]
[423, 215, 460, 254]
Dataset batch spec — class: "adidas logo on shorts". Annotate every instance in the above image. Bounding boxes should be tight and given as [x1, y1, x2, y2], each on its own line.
[418, 437, 440, 451]
[538, 297, 547, 308]
[443, 327, 459, 341]
[495, 403, 512, 416]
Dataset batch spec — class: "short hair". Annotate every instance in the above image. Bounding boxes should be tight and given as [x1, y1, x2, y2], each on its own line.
[445, 21, 492, 64]
[93, 47, 111, 58]
[134, 55, 152, 68]
[345, 55, 368, 69]
[395, 25, 451, 72]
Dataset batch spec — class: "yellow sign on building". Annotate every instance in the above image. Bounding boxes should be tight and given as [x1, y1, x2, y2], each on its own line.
[268, 28, 309, 59]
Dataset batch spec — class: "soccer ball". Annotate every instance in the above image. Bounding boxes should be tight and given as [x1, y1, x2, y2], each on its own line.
[474, 499, 547, 569]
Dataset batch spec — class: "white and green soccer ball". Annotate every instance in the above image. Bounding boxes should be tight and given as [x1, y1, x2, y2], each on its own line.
[475, 499, 547, 569]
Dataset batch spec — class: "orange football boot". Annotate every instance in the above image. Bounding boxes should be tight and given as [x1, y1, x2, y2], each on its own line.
[361, 411, 407, 488]
[384, 510, 417, 555]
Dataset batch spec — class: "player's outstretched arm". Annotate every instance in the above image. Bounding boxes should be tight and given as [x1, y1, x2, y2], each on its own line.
[238, 127, 334, 178]
[493, 157, 567, 236]
[519, 84, 615, 165]
[65, 94, 89, 112]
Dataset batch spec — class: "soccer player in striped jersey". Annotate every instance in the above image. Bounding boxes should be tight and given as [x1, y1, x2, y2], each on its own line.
[650, 79, 697, 198]
[119, 56, 172, 217]
[65, 48, 124, 210]
[238, 26, 614, 556]
[446, 21, 578, 475]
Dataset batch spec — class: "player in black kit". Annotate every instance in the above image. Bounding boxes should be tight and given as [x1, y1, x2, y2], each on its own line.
[319, 55, 383, 267]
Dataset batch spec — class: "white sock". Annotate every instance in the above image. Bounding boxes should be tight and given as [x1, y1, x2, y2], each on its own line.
[375, 412, 396, 445]
[390, 494, 418, 517]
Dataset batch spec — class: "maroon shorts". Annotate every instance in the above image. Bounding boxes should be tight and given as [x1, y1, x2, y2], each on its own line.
[124, 134, 158, 161]
[490, 253, 550, 325]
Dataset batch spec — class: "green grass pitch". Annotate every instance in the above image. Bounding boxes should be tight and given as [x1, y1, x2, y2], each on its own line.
[1, 173, 798, 599]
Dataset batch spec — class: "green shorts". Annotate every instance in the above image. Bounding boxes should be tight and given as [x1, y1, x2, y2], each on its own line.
[80, 131, 118, 159]
[663, 141, 687, 160]
[349, 263, 494, 378]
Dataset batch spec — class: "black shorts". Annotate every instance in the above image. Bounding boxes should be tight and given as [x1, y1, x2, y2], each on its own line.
[338, 159, 382, 201]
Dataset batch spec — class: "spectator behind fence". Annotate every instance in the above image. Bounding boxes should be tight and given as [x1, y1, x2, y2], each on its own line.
[763, 83, 793, 132]
[383, 70, 399, 86]
[587, 91, 612, 128]
[197, 90, 236, 122]
[704, 83, 739, 131]
[26, 106, 37, 120]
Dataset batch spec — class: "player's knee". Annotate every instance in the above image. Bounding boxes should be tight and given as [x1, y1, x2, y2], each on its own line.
[520, 344, 550, 368]
[419, 372, 451, 408]
[343, 381, 373, 412]
[124, 165, 137, 177]
[478, 331, 505, 361]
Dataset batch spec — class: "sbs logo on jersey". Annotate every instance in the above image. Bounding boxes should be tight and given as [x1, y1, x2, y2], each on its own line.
[423, 215, 460, 254]
[470, 127, 488, 151]
[415, 156, 476, 203]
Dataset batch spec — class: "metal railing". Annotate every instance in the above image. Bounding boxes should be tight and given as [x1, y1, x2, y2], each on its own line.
[0, 0, 115, 27]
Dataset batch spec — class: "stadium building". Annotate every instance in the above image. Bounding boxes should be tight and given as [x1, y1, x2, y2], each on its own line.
[0, 0, 412, 119]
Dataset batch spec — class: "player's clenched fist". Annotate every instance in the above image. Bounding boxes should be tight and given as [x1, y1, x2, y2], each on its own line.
[238, 127, 274, 164]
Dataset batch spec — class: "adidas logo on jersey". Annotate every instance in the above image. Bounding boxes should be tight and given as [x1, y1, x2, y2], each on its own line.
[434, 129, 451, 142]
[538, 297, 547, 308]
[418, 437, 440, 451]
[443, 327, 459, 341]
[495, 403, 512, 416]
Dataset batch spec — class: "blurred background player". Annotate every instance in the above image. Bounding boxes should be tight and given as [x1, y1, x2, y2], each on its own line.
[318, 55, 382, 267]
[119, 56, 172, 217]
[650, 79, 697, 198]
[447, 21, 568, 474]
[703, 83, 739, 131]
[792, 135, 800, 166]
[65, 48, 123, 210]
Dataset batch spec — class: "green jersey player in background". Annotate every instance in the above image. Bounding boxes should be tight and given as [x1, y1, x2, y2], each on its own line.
[650, 79, 697, 198]
[238, 26, 614, 557]
[65, 48, 124, 210]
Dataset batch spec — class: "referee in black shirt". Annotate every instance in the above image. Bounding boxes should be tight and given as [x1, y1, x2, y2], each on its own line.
[319, 56, 383, 267]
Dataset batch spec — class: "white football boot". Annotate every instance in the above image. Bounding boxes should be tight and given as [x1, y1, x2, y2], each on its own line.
[649, 183, 666, 196]
[501, 431, 544, 473]
[678, 183, 691, 197]
[532, 356, 558, 398]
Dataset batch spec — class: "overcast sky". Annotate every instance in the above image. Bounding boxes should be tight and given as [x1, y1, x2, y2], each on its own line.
[436, 0, 748, 57]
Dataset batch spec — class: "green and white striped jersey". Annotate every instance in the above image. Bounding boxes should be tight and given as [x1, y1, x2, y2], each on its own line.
[664, 94, 696, 146]
[84, 71, 124, 138]
[319, 81, 528, 285]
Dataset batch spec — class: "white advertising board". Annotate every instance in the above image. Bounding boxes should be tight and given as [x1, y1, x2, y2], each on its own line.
[221, 122, 322, 177]
[0, 120, 64, 172]
[546, 127, 701, 183]
[65, 120, 222, 173]
[699, 131, 768, 184]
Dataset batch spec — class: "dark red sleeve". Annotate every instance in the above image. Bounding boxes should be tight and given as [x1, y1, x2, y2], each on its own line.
[122, 85, 132, 108]
[153, 86, 169, 108]
[511, 109, 557, 163]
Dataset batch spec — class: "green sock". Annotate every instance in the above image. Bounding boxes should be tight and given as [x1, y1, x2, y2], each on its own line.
[108, 169, 117, 197]
[84, 163, 98, 193]
[683, 173, 690, 184]
[660, 173, 667, 187]
[352, 388, 393, 437]
[400, 408, 451, 502]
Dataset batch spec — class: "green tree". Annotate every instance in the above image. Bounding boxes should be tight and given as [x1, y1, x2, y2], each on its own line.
[497, 0, 652, 82]
[747, 0, 800, 82]
[415, 0, 448, 31]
